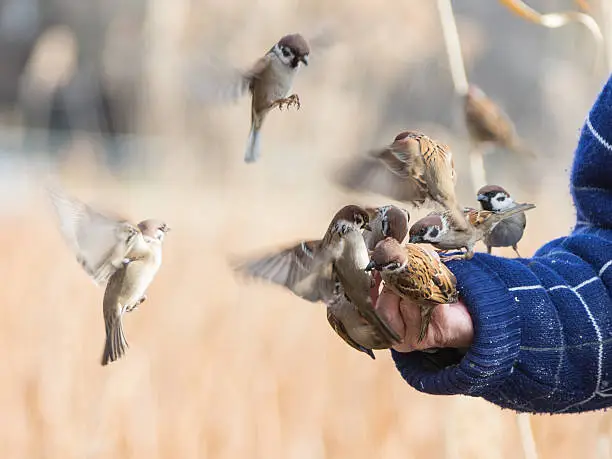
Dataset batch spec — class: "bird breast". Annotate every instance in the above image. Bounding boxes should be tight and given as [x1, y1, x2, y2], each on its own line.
[115, 248, 162, 307]
[485, 213, 526, 247]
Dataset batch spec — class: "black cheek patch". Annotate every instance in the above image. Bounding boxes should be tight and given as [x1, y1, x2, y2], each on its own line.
[429, 228, 439, 238]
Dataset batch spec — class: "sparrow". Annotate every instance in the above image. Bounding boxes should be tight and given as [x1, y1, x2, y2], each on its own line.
[233, 204, 400, 345]
[464, 84, 535, 158]
[326, 205, 410, 358]
[363, 205, 410, 251]
[408, 202, 536, 261]
[476, 184, 530, 257]
[365, 237, 458, 343]
[325, 276, 388, 359]
[47, 186, 170, 366]
[337, 131, 468, 230]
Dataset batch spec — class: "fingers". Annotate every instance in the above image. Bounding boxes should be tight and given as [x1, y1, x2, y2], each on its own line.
[374, 287, 405, 343]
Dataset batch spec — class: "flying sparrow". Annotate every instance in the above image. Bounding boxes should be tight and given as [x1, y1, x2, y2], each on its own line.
[233, 204, 400, 344]
[365, 237, 458, 343]
[337, 131, 468, 230]
[476, 184, 530, 257]
[408, 202, 536, 261]
[464, 84, 535, 158]
[48, 186, 170, 366]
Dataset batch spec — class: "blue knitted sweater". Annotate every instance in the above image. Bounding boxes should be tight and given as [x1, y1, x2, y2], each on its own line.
[392, 75, 612, 414]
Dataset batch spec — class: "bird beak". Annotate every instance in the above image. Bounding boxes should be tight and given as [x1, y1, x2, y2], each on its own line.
[476, 194, 487, 202]
[363, 223, 372, 231]
[300, 55, 309, 66]
[409, 235, 422, 244]
[364, 260, 377, 272]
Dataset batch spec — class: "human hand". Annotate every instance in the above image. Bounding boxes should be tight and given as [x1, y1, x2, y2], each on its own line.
[371, 272, 474, 352]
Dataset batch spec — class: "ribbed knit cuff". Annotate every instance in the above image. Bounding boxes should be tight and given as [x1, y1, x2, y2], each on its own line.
[391, 255, 521, 396]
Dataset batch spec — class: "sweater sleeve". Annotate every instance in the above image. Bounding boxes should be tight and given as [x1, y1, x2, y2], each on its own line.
[571, 75, 612, 229]
[391, 74, 612, 413]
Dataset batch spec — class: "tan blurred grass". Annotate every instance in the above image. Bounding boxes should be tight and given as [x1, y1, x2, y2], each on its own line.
[1, 0, 612, 457]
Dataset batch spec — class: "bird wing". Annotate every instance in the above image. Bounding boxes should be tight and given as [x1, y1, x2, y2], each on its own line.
[396, 244, 458, 305]
[326, 306, 375, 359]
[232, 239, 336, 302]
[48, 187, 141, 286]
[183, 52, 271, 105]
[335, 148, 428, 204]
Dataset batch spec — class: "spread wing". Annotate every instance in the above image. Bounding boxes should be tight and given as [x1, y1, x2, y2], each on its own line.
[232, 240, 336, 302]
[184, 52, 271, 105]
[396, 244, 458, 304]
[48, 187, 140, 286]
[335, 148, 427, 204]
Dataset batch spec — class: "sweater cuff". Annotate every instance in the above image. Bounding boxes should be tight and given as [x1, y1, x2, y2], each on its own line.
[391, 255, 521, 396]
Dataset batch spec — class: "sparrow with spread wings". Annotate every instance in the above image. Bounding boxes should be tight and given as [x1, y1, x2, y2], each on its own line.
[48, 186, 170, 366]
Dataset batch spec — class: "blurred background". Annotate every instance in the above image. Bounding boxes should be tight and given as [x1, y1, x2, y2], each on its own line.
[1, 0, 611, 457]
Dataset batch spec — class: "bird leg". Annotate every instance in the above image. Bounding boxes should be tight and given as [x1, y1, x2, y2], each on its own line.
[512, 245, 522, 258]
[125, 295, 147, 313]
[270, 94, 301, 111]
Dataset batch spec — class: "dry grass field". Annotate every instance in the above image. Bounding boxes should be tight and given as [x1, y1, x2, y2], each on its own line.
[0, 0, 612, 458]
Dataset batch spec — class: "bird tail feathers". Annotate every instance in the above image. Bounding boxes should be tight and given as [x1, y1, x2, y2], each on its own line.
[244, 125, 262, 164]
[101, 313, 129, 366]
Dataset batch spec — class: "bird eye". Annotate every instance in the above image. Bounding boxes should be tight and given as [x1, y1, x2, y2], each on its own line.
[384, 262, 400, 270]
[282, 47, 291, 57]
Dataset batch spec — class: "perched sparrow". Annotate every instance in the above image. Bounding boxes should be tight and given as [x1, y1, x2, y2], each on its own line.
[48, 187, 170, 366]
[408, 202, 536, 261]
[476, 184, 530, 257]
[233, 205, 400, 344]
[363, 205, 410, 251]
[365, 237, 458, 343]
[326, 206, 410, 358]
[464, 84, 535, 157]
[337, 131, 468, 230]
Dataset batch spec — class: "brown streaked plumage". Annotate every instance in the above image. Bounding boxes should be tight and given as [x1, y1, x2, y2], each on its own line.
[366, 237, 458, 342]
[48, 186, 170, 366]
[337, 131, 468, 230]
[233, 204, 400, 345]
[409, 202, 536, 260]
[464, 84, 535, 158]
[477, 184, 529, 257]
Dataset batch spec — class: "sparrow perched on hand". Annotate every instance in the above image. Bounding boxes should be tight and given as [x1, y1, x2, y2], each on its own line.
[48, 187, 170, 366]
[233, 204, 400, 345]
[476, 185, 530, 257]
[363, 205, 410, 251]
[408, 202, 536, 261]
[326, 205, 410, 358]
[366, 237, 458, 342]
[337, 131, 468, 230]
[464, 84, 535, 158]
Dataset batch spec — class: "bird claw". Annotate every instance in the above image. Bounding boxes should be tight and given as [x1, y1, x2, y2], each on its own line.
[125, 295, 147, 313]
[439, 252, 468, 262]
[272, 94, 301, 111]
